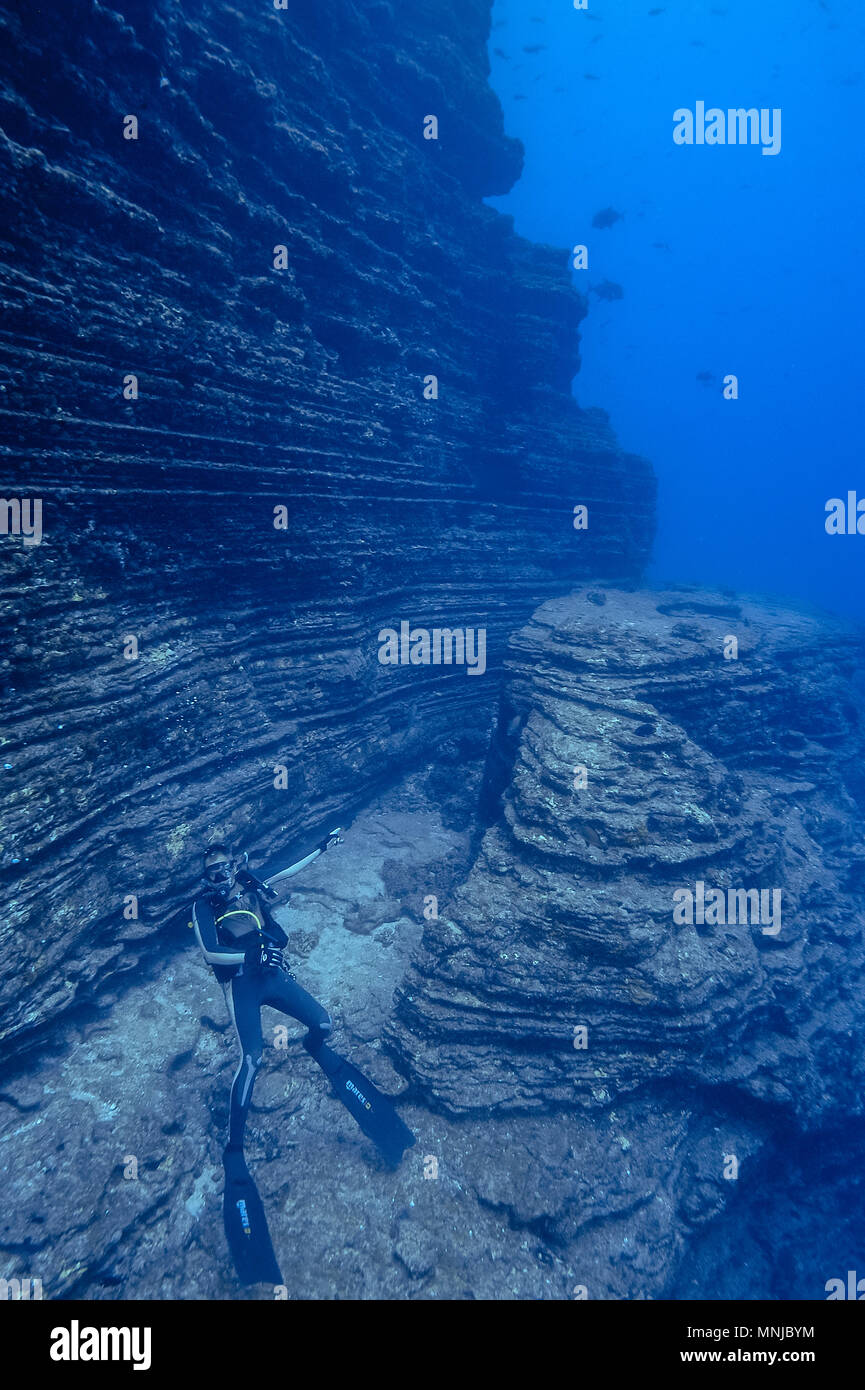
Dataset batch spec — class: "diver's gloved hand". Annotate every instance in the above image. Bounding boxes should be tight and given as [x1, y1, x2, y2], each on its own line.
[260, 946, 286, 971]
[318, 827, 344, 854]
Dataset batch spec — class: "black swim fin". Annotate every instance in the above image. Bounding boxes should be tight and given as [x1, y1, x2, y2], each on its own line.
[311, 1043, 415, 1168]
[222, 1147, 282, 1287]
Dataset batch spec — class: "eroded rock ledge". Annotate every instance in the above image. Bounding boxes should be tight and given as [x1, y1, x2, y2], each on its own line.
[390, 586, 865, 1128]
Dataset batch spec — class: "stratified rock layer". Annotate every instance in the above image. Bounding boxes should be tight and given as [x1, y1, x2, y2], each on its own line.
[2, 607, 862, 1300]
[0, 761, 799, 1301]
[0, 2, 654, 1059]
[391, 587, 865, 1126]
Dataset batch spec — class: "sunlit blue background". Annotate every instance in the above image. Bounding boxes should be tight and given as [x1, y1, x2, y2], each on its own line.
[487, 0, 865, 619]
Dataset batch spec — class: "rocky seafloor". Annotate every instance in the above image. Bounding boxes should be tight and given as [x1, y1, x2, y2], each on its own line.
[2, 584, 863, 1300]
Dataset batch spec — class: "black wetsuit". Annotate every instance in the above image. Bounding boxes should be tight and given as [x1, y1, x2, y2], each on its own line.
[192, 870, 332, 1149]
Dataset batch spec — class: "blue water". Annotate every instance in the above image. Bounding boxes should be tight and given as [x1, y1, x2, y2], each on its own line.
[487, 0, 865, 620]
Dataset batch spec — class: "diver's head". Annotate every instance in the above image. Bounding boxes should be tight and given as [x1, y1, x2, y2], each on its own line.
[202, 843, 237, 893]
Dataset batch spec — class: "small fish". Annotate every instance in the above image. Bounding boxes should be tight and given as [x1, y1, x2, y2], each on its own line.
[584, 73, 600, 80]
[592, 206, 623, 228]
[523, 44, 546, 53]
[590, 280, 624, 301]
[493, 48, 508, 59]
[649, 6, 665, 13]
[514, 93, 527, 100]
[696, 370, 714, 384]
[652, 241, 671, 251]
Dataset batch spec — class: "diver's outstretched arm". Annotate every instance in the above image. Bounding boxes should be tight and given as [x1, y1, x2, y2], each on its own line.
[264, 829, 343, 887]
[270, 848, 321, 881]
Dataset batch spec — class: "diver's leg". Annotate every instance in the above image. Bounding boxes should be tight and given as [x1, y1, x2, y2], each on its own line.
[223, 973, 265, 1150]
[263, 970, 415, 1165]
[261, 971, 332, 1055]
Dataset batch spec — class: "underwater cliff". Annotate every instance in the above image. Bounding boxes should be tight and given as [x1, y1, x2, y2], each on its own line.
[0, 0, 652, 1059]
[1, 0, 864, 1308]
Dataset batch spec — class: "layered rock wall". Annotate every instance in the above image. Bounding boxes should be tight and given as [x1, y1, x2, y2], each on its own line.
[0, 2, 654, 1059]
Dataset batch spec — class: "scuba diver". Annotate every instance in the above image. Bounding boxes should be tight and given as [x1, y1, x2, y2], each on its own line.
[191, 832, 414, 1285]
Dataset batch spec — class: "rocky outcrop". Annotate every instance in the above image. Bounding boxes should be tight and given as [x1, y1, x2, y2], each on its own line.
[382, 586, 865, 1296]
[391, 586, 865, 1120]
[0, 2, 654, 1060]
